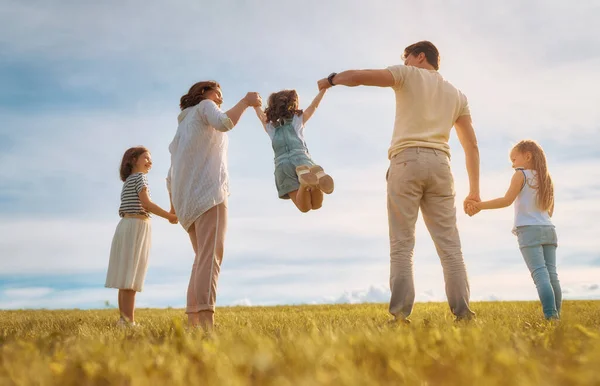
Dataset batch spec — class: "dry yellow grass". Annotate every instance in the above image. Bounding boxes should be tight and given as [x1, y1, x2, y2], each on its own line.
[1, 301, 599, 385]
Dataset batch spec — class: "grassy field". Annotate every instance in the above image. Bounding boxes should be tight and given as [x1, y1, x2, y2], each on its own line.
[1, 301, 599, 385]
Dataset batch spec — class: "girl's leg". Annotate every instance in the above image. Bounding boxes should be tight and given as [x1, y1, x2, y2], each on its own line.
[288, 186, 312, 212]
[543, 245, 562, 316]
[310, 187, 323, 210]
[520, 245, 558, 319]
[121, 289, 136, 322]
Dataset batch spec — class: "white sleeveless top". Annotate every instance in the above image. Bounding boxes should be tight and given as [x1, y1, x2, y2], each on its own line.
[513, 169, 553, 233]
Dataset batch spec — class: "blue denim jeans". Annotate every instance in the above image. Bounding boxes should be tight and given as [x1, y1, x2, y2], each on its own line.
[516, 225, 561, 319]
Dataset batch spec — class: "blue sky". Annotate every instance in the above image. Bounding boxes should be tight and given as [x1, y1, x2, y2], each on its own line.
[1, 0, 599, 310]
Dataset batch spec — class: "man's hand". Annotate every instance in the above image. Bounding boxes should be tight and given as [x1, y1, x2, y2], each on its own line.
[464, 199, 481, 217]
[464, 193, 481, 217]
[318, 78, 332, 91]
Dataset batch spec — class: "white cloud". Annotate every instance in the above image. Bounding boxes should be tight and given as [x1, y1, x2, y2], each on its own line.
[231, 298, 253, 307]
[330, 285, 390, 304]
[0, 288, 111, 310]
[2, 287, 53, 299]
[583, 284, 599, 292]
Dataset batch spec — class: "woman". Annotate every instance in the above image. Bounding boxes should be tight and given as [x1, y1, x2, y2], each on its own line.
[166, 81, 261, 330]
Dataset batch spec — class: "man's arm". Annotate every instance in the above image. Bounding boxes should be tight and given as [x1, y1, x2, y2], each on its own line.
[318, 69, 395, 89]
[454, 114, 480, 212]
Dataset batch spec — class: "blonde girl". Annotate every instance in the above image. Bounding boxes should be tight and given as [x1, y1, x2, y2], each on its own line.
[469, 140, 560, 320]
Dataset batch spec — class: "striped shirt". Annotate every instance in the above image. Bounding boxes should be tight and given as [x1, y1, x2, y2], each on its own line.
[119, 172, 150, 217]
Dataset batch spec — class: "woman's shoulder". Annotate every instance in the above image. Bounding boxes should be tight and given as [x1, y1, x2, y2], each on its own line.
[198, 99, 216, 107]
[197, 99, 219, 111]
[188, 100, 215, 116]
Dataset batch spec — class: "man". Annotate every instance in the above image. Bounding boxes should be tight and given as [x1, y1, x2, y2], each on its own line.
[318, 41, 479, 322]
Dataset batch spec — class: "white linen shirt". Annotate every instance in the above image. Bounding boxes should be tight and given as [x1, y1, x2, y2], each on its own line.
[166, 100, 234, 231]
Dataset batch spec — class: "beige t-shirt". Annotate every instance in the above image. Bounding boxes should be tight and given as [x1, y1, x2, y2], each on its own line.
[386, 65, 470, 159]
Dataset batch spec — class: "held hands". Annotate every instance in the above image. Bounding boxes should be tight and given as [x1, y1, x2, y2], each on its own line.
[465, 201, 481, 217]
[168, 208, 178, 224]
[318, 78, 332, 91]
[244, 92, 262, 107]
[463, 192, 481, 217]
[464, 193, 482, 217]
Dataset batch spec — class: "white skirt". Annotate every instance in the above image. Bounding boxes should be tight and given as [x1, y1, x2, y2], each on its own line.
[105, 217, 152, 292]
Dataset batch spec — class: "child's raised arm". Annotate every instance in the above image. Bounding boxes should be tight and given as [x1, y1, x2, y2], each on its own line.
[473, 171, 525, 211]
[302, 88, 327, 125]
[253, 106, 267, 132]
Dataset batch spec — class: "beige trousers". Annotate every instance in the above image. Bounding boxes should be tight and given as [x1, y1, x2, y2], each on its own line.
[186, 202, 227, 313]
[387, 147, 474, 319]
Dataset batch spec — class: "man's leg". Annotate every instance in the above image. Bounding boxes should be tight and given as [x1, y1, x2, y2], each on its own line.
[387, 150, 423, 320]
[420, 152, 474, 319]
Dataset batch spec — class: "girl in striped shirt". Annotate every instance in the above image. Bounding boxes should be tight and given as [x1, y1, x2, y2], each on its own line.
[105, 146, 178, 326]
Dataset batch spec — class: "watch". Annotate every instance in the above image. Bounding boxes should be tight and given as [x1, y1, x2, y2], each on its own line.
[327, 72, 337, 86]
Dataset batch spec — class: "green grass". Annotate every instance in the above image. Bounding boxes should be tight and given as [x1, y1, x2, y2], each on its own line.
[1, 301, 599, 385]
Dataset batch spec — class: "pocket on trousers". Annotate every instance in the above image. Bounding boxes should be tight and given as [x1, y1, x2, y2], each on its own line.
[543, 226, 558, 246]
[516, 226, 542, 248]
[389, 158, 417, 182]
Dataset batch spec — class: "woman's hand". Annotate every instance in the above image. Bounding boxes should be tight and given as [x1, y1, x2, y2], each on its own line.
[168, 213, 178, 224]
[244, 92, 262, 107]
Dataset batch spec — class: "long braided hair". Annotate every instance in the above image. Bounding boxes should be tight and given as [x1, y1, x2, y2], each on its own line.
[513, 139, 554, 211]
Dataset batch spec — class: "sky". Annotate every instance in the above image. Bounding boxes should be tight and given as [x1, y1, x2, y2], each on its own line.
[1, 0, 599, 311]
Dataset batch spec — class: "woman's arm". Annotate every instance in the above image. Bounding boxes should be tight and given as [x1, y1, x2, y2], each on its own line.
[203, 93, 262, 131]
[302, 88, 327, 125]
[225, 92, 262, 126]
[474, 171, 525, 210]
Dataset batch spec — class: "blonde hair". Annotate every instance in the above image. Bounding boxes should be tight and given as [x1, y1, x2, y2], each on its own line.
[512, 139, 554, 212]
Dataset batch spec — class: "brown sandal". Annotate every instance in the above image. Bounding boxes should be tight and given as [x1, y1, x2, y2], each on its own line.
[296, 165, 318, 187]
